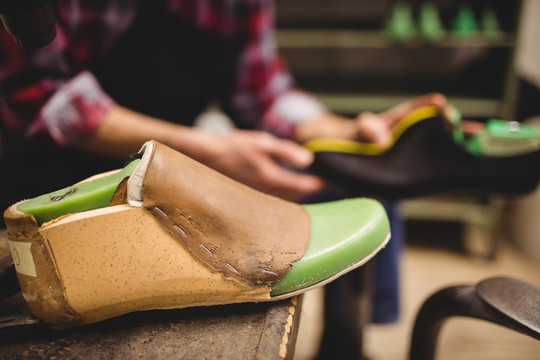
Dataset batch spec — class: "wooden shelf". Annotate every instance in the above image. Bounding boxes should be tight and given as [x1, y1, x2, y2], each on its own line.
[316, 93, 505, 118]
[277, 29, 516, 49]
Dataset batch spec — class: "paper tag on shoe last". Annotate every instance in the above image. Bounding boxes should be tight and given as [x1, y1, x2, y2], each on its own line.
[8, 240, 37, 277]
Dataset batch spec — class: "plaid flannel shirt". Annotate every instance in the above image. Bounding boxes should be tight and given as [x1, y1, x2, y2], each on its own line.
[0, 0, 324, 146]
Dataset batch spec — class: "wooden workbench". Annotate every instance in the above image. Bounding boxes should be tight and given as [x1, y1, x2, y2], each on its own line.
[0, 230, 303, 360]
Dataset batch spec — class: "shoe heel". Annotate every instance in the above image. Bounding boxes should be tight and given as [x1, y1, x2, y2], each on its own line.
[5, 204, 270, 328]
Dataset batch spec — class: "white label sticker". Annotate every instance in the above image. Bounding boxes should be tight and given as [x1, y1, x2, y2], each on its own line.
[8, 240, 37, 277]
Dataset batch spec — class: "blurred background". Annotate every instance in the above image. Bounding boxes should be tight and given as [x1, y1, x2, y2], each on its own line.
[1, 0, 539, 358]
[273, 1, 540, 359]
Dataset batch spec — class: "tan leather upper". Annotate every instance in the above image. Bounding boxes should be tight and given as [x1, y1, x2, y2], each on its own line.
[140, 141, 311, 287]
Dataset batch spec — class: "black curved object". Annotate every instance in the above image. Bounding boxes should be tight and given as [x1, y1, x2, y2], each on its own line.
[0, 0, 56, 48]
[312, 116, 540, 199]
[0, 254, 19, 299]
[409, 277, 540, 360]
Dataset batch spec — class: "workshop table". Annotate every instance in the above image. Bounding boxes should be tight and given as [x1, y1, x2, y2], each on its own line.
[0, 230, 303, 360]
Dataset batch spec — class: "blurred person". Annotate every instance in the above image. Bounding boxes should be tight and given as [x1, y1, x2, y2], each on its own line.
[0, 0, 445, 212]
[0, 2, 446, 358]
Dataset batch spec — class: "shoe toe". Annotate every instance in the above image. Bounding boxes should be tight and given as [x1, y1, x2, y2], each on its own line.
[270, 198, 390, 297]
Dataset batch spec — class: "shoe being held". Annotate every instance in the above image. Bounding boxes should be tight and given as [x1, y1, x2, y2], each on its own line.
[305, 106, 540, 199]
[4, 141, 390, 328]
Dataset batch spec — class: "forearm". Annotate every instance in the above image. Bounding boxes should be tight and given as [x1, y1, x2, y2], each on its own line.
[77, 105, 212, 159]
[295, 112, 355, 143]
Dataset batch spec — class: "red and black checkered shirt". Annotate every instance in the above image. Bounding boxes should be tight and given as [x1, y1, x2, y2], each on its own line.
[0, 0, 324, 146]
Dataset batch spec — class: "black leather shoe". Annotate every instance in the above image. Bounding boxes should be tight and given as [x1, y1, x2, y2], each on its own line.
[305, 106, 540, 199]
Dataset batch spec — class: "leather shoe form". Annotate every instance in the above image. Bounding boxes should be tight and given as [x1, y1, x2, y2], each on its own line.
[305, 106, 540, 199]
[4, 141, 390, 328]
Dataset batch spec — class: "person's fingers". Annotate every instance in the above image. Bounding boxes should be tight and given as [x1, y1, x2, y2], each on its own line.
[256, 158, 327, 200]
[259, 134, 315, 169]
[217, 131, 326, 200]
[382, 93, 448, 126]
[356, 112, 392, 144]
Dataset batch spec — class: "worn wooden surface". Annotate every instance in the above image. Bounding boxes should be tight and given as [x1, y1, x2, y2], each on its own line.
[1, 229, 303, 359]
[0, 292, 302, 360]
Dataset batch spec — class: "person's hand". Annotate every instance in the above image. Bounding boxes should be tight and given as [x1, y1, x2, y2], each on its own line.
[355, 93, 447, 144]
[296, 93, 447, 145]
[193, 130, 327, 201]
